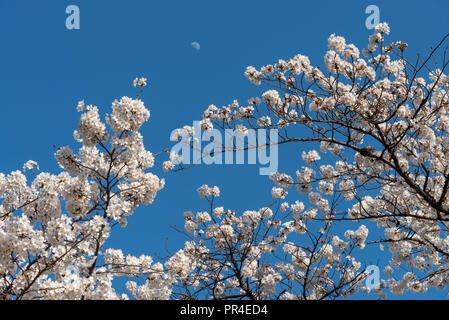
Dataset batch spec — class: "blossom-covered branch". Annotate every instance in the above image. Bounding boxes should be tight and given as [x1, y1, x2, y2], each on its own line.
[169, 23, 449, 298]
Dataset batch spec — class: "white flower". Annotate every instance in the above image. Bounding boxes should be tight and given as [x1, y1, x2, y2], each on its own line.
[375, 22, 390, 34]
[162, 161, 175, 172]
[328, 34, 346, 53]
[133, 77, 148, 87]
[108, 97, 150, 134]
[343, 44, 360, 59]
[302, 150, 321, 165]
[244, 66, 262, 85]
[262, 90, 282, 109]
[22, 160, 38, 172]
[383, 266, 394, 276]
[197, 184, 220, 198]
[272, 187, 287, 199]
[317, 181, 334, 195]
[291, 201, 304, 214]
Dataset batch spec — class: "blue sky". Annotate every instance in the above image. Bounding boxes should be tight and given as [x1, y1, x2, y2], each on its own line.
[1, 0, 449, 299]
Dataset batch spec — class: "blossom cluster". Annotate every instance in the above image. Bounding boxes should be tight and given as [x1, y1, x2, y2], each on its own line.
[0, 81, 165, 299]
[3, 20, 449, 300]
[170, 185, 369, 299]
[170, 22, 449, 298]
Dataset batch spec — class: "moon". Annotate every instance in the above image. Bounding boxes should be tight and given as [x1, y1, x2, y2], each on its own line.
[190, 41, 200, 51]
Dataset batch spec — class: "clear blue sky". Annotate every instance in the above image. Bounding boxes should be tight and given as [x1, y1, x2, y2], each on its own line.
[1, 0, 448, 299]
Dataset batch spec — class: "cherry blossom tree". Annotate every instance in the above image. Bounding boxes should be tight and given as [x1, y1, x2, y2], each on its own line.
[0, 79, 169, 299]
[2, 22, 449, 300]
[168, 23, 449, 299]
